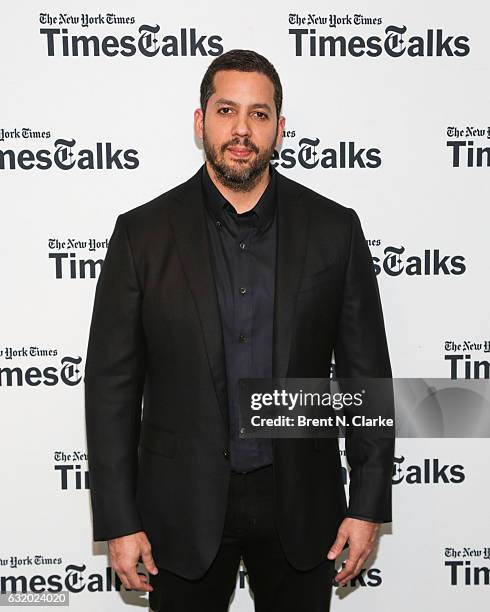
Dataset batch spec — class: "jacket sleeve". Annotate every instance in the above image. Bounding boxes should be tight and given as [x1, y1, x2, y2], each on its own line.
[333, 208, 394, 523]
[84, 213, 146, 541]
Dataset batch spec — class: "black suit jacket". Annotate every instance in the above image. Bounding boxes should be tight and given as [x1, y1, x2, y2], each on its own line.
[84, 163, 394, 580]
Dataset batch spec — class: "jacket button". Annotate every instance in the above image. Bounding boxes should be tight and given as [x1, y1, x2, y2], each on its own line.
[223, 448, 230, 459]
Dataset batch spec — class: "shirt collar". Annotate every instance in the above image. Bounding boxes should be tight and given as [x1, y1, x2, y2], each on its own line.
[201, 162, 276, 232]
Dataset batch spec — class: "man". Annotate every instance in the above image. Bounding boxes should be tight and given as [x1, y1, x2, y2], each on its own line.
[84, 49, 394, 611]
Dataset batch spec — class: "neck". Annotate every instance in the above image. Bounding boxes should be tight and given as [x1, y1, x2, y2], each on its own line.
[205, 161, 270, 214]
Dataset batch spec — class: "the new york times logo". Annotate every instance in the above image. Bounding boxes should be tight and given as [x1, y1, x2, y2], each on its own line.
[371, 245, 466, 276]
[4, 555, 62, 570]
[54, 451, 89, 491]
[0, 138, 138, 171]
[0, 563, 125, 593]
[445, 547, 490, 586]
[289, 24, 470, 57]
[272, 137, 381, 169]
[0, 128, 51, 142]
[48, 237, 109, 279]
[0, 356, 82, 387]
[445, 340, 490, 379]
[447, 125, 490, 168]
[40, 24, 223, 57]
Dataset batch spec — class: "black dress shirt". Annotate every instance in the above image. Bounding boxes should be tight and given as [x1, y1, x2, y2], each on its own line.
[201, 163, 276, 473]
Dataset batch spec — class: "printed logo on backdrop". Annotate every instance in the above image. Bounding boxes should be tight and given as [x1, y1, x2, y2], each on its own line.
[287, 13, 470, 57]
[50, 233, 468, 281]
[367, 239, 466, 276]
[0, 347, 82, 387]
[0, 556, 381, 596]
[273, 130, 381, 170]
[444, 339, 490, 379]
[0, 129, 139, 171]
[447, 125, 490, 168]
[38, 12, 224, 57]
[241, 564, 383, 589]
[340, 449, 465, 486]
[392, 455, 465, 484]
[0, 556, 126, 593]
[445, 547, 490, 586]
[48, 237, 108, 279]
[54, 451, 89, 491]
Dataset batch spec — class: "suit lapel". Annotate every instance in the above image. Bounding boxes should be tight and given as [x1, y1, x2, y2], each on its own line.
[273, 172, 311, 378]
[168, 167, 230, 432]
[167, 165, 311, 431]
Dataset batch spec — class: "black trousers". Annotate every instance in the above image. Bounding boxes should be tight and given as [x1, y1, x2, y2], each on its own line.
[149, 464, 336, 611]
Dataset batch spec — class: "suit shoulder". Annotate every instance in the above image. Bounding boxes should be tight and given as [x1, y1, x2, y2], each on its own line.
[117, 169, 200, 229]
[276, 169, 355, 225]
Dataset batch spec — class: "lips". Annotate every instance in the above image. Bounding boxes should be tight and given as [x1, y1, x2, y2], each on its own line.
[227, 147, 253, 158]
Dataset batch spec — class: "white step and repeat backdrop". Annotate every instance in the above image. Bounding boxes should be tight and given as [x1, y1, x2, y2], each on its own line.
[1, 1, 489, 610]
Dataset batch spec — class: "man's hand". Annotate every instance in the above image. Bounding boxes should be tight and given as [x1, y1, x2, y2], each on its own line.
[327, 517, 379, 587]
[108, 531, 158, 591]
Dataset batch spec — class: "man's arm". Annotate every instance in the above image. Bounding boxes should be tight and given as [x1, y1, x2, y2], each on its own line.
[84, 213, 146, 541]
[84, 214, 158, 591]
[328, 207, 394, 584]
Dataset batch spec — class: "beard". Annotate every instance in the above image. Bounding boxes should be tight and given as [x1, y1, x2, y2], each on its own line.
[202, 127, 277, 192]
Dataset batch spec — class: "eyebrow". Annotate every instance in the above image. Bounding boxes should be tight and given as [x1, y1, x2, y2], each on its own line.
[214, 98, 273, 113]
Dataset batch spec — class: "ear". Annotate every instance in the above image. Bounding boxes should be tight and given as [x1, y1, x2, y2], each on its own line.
[194, 108, 204, 140]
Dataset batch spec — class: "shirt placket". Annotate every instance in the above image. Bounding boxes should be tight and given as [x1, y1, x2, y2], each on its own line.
[235, 216, 257, 438]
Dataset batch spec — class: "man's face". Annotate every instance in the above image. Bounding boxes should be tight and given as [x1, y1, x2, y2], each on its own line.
[195, 70, 285, 192]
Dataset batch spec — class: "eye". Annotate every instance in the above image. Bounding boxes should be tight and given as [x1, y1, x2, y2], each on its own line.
[254, 111, 268, 120]
[218, 107, 233, 115]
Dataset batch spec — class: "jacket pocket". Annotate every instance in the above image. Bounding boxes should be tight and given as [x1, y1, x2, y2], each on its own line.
[139, 421, 176, 458]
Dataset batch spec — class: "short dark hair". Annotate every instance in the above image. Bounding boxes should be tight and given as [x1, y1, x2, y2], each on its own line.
[200, 49, 283, 120]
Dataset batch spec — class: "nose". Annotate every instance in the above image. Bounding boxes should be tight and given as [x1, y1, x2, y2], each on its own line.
[231, 111, 251, 139]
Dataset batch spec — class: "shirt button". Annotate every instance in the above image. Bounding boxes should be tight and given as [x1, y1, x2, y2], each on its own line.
[239, 287, 247, 295]
[239, 242, 246, 250]
[215, 220, 222, 230]
[238, 334, 247, 343]
[239, 427, 246, 435]
[223, 448, 230, 459]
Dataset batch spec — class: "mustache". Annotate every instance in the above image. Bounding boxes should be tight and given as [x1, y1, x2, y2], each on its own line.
[220, 139, 259, 154]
